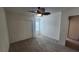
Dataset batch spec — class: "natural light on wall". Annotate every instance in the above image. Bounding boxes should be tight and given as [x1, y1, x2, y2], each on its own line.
[35, 15, 42, 34]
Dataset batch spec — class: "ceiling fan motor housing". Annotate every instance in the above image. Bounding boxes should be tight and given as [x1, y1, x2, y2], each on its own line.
[37, 7, 45, 14]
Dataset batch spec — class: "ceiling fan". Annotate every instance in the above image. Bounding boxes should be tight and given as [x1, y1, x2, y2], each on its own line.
[27, 7, 51, 16]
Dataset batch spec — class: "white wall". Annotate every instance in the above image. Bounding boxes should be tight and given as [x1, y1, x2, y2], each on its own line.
[59, 7, 79, 45]
[39, 12, 61, 40]
[0, 8, 9, 52]
[6, 12, 33, 43]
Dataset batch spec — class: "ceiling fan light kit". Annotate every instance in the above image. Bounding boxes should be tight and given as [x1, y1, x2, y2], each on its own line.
[36, 14, 42, 16]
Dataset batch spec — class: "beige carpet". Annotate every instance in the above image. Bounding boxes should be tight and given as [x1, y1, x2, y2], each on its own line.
[9, 36, 78, 52]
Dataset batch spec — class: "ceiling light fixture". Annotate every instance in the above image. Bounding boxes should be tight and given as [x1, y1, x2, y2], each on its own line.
[37, 14, 42, 16]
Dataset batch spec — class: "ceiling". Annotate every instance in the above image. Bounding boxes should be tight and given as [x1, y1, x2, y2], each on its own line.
[4, 7, 70, 14]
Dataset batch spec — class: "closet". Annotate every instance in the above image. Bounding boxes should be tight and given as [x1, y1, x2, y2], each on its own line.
[68, 16, 79, 41]
[66, 15, 79, 50]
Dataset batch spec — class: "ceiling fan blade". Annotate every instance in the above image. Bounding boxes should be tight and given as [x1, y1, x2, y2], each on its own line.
[43, 12, 51, 15]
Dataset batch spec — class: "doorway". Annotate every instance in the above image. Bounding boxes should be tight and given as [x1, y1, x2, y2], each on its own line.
[66, 15, 79, 50]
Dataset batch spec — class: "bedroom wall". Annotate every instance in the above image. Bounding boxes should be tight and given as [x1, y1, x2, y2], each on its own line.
[39, 12, 61, 40]
[0, 8, 9, 51]
[5, 11, 34, 43]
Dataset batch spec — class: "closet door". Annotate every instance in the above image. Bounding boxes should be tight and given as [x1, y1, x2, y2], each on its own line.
[68, 16, 79, 41]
